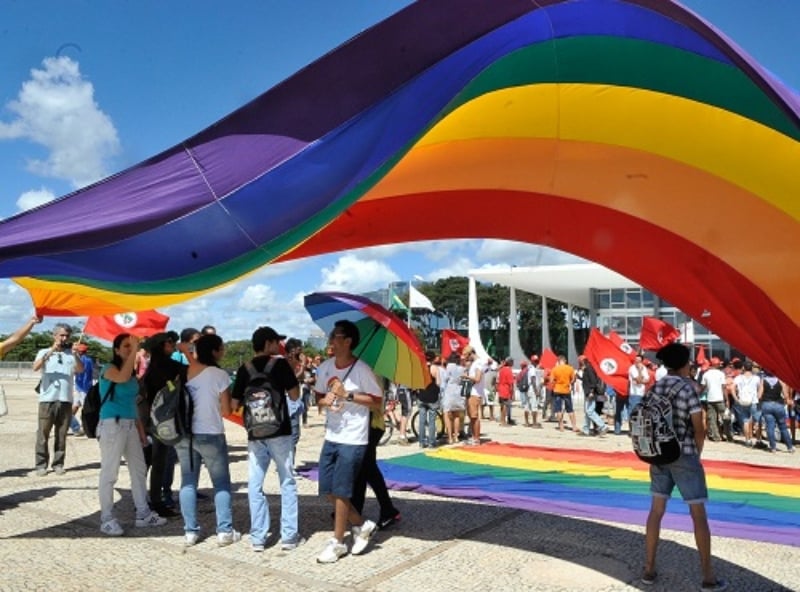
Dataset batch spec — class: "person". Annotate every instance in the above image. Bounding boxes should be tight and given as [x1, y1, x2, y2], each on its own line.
[351, 378, 401, 531]
[139, 332, 184, 517]
[463, 346, 484, 445]
[641, 343, 727, 592]
[550, 354, 578, 432]
[757, 368, 795, 454]
[69, 343, 94, 436]
[394, 384, 412, 445]
[178, 333, 240, 546]
[0, 314, 41, 358]
[32, 323, 85, 476]
[731, 361, 759, 447]
[496, 357, 514, 427]
[97, 333, 167, 536]
[482, 361, 498, 421]
[314, 319, 381, 563]
[200, 325, 216, 335]
[527, 356, 545, 428]
[579, 357, 608, 436]
[628, 355, 650, 412]
[232, 326, 304, 552]
[440, 352, 465, 444]
[415, 352, 441, 448]
[701, 358, 727, 442]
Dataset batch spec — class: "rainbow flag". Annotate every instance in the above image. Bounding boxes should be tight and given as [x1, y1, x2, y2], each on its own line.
[379, 443, 800, 547]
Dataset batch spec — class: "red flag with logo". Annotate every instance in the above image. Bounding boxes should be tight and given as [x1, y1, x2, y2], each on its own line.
[608, 330, 637, 361]
[84, 310, 170, 342]
[583, 328, 633, 395]
[638, 317, 680, 351]
[539, 348, 558, 371]
[441, 329, 469, 359]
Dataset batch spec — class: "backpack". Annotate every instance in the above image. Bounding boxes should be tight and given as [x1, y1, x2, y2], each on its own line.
[242, 358, 284, 439]
[82, 380, 116, 439]
[416, 379, 440, 404]
[150, 369, 193, 446]
[516, 369, 530, 393]
[630, 381, 685, 465]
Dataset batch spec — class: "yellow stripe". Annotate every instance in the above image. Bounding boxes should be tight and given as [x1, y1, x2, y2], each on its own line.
[418, 83, 800, 221]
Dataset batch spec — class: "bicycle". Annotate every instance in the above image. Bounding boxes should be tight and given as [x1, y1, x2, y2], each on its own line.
[410, 406, 446, 442]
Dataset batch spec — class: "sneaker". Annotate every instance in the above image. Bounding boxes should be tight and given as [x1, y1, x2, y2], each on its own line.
[700, 578, 728, 592]
[184, 532, 199, 546]
[317, 538, 348, 563]
[251, 543, 265, 552]
[100, 519, 124, 536]
[135, 511, 168, 528]
[217, 530, 241, 546]
[280, 537, 306, 551]
[378, 512, 401, 531]
[34, 468, 47, 477]
[351, 519, 377, 555]
[152, 505, 179, 518]
[53, 466, 66, 475]
[641, 571, 657, 586]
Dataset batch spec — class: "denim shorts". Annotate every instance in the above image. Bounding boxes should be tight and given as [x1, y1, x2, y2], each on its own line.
[318, 440, 367, 499]
[735, 403, 753, 422]
[553, 394, 573, 414]
[649, 453, 708, 504]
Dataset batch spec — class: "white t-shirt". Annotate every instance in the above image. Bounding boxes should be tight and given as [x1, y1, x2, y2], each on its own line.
[702, 368, 727, 403]
[315, 358, 382, 446]
[186, 366, 231, 435]
[655, 365, 668, 381]
[468, 359, 485, 398]
[733, 373, 760, 406]
[628, 364, 649, 396]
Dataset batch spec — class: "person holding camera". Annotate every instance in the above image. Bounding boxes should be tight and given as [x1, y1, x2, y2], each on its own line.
[32, 323, 85, 476]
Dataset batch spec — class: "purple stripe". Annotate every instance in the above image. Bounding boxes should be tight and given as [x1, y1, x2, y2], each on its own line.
[384, 479, 800, 547]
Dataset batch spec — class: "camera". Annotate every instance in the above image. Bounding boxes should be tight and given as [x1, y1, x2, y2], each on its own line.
[61, 341, 74, 351]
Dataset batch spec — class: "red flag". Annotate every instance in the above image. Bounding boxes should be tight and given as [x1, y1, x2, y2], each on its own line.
[696, 344, 708, 366]
[84, 310, 170, 342]
[608, 331, 637, 361]
[583, 328, 633, 395]
[441, 329, 469, 359]
[638, 317, 680, 351]
[539, 348, 558, 370]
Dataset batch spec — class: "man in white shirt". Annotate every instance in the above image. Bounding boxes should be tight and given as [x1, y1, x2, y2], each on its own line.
[701, 357, 727, 441]
[628, 355, 650, 411]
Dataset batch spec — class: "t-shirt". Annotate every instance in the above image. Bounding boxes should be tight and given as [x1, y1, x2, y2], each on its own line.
[34, 348, 78, 403]
[702, 368, 726, 403]
[468, 359, 485, 397]
[98, 365, 139, 420]
[315, 358, 382, 446]
[550, 364, 575, 395]
[733, 373, 760, 406]
[232, 355, 298, 439]
[628, 364, 649, 396]
[186, 366, 231, 435]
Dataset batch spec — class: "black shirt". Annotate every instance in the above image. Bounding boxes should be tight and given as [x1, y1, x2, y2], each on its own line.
[232, 355, 299, 439]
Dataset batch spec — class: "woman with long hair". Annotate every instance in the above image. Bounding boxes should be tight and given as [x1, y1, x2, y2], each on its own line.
[441, 352, 466, 444]
[176, 333, 239, 546]
[97, 333, 167, 536]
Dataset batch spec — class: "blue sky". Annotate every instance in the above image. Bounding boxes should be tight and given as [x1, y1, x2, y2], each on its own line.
[1, 1, 798, 341]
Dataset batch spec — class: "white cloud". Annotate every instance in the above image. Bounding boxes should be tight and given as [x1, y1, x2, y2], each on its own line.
[476, 240, 587, 267]
[238, 284, 278, 312]
[317, 254, 399, 292]
[16, 187, 56, 211]
[0, 56, 120, 190]
[427, 256, 477, 281]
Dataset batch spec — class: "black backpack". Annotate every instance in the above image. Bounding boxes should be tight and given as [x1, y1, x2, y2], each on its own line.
[150, 369, 193, 446]
[243, 358, 284, 439]
[82, 380, 116, 439]
[516, 369, 530, 392]
[630, 381, 684, 465]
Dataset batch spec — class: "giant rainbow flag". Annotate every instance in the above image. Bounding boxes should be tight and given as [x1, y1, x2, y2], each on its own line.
[1, 1, 800, 385]
[379, 443, 800, 547]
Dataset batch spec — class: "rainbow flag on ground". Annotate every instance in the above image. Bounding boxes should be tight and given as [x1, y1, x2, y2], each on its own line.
[378, 443, 800, 547]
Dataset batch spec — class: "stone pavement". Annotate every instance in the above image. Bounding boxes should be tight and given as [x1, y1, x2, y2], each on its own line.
[1, 379, 797, 592]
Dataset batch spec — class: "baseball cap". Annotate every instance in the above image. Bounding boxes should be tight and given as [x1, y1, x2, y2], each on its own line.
[253, 326, 286, 343]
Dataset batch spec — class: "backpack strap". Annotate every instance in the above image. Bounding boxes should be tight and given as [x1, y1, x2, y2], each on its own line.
[100, 364, 117, 405]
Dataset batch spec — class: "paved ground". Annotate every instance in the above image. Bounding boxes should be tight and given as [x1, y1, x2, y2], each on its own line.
[1, 379, 797, 592]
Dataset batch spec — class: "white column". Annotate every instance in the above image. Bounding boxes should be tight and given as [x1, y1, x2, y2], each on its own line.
[541, 296, 551, 351]
[467, 276, 492, 361]
[508, 287, 525, 365]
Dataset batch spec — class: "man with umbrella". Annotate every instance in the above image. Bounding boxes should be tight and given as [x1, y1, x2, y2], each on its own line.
[314, 319, 382, 563]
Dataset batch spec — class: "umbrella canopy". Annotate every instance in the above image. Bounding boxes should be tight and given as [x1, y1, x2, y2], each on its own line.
[304, 291, 430, 389]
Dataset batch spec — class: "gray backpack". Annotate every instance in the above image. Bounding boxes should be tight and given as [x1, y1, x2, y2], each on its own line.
[243, 358, 284, 439]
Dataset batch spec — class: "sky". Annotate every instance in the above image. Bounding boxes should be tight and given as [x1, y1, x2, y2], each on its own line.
[1, 1, 798, 342]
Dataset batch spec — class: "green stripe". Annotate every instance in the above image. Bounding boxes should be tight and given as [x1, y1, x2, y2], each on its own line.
[385, 454, 798, 513]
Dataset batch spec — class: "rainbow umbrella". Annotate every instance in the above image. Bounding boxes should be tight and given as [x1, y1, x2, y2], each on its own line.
[304, 291, 430, 389]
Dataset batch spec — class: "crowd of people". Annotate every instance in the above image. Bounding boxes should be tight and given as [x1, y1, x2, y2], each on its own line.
[12, 313, 795, 584]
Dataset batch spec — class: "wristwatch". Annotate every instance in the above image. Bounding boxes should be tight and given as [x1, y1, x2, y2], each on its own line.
[346, 392, 355, 402]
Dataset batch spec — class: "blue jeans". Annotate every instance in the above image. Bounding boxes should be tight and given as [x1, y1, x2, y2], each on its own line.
[175, 434, 233, 535]
[247, 435, 300, 545]
[582, 397, 606, 434]
[417, 402, 439, 447]
[761, 401, 795, 451]
[614, 396, 631, 434]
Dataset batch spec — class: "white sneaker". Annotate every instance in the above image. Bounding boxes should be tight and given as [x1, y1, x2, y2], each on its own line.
[100, 518, 124, 536]
[184, 532, 199, 546]
[217, 529, 241, 546]
[316, 538, 348, 563]
[135, 511, 168, 528]
[351, 519, 376, 555]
